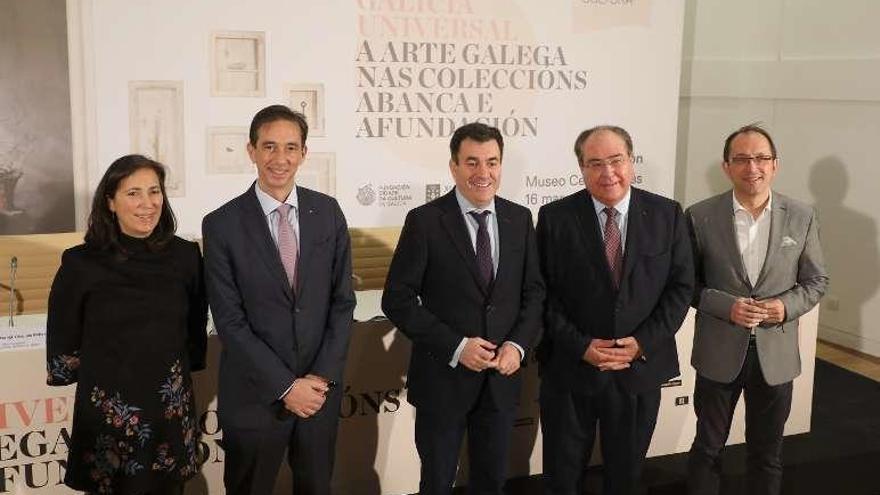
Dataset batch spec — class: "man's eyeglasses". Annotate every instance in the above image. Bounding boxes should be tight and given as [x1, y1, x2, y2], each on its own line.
[728, 155, 775, 166]
[584, 155, 629, 170]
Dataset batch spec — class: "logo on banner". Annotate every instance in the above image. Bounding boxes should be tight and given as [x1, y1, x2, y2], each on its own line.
[357, 184, 377, 206]
[425, 184, 442, 202]
[357, 183, 417, 208]
[572, 0, 651, 32]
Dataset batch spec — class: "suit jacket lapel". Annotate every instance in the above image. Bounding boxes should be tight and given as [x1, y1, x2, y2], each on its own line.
[717, 191, 751, 289]
[241, 184, 293, 301]
[620, 190, 644, 288]
[491, 200, 515, 298]
[295, 186, 318, 296]
[574, 191, 616, 289]
[754, 194, 787, 289]
[439, 190, 489, 295]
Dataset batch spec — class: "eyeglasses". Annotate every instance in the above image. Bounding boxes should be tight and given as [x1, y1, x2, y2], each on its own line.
[584, 155, 629, 170]
[728, 155, 775, 166]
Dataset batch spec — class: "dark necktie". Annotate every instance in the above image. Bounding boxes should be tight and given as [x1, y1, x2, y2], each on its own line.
[469, 210, 494, 290]
[276, 204, 298, 289]
[603, 207, 623, 289]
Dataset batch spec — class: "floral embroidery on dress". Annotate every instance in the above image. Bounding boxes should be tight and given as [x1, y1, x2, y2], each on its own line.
[47, 351, 81, 385]
[177, 414, 198, 477]
[85, 387, 152, 493]
[91, 387, 153, 444]
[158, 361, 188, 419]
[155, 360, 199, 476]
[152, 443, 176, 471]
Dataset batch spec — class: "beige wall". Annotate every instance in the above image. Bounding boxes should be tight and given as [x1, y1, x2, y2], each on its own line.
[675, 0, 880, 356]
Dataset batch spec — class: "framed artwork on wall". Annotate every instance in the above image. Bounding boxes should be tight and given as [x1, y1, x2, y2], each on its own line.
[285, 83, 325, 136]
[129, 80, 185, 197]
[298, 151, 335, 196]
[211, 31, 265, 97]
[206, 127, 252, 175]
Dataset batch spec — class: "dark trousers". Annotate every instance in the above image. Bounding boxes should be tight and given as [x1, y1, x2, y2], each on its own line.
[687, 342, 793, 495]
[221, 391, 342, 495]
[540, 379, 661, 495]
[414, 383, 517, 495]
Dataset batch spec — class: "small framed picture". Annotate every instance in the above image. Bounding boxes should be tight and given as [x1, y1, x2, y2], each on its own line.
[206, 127, 252, 174]
[285, 83, 325, 136]
[129, 80, 185, 196]
[298, 152, 335, 196]
[211, 31, 265, 97]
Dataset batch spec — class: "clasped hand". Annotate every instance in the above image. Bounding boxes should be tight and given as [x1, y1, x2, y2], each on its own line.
[459, 337, 522, 376]
[582, 337, 641, 371]
[730, 297, 785, 328]
[282, 374, 330, 418]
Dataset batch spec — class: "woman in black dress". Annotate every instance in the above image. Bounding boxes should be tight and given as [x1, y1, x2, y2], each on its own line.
[46, 154, 208, 494]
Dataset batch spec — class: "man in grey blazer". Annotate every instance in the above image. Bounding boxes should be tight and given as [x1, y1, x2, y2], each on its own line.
[203, 105, 356, 495]
[685, 124, 828, 495]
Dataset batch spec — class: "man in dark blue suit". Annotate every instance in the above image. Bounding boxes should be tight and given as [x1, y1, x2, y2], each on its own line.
[537, 125, 694, 495]
[382, 123, 545, 495]
[202, 105, 355, 495]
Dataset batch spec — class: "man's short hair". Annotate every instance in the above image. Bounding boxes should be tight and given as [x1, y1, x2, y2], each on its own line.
[449, 123, 504, 162]
[722, 124, 777, 162]
[573, 125, 634, 165]
[249, 104, 309, 146]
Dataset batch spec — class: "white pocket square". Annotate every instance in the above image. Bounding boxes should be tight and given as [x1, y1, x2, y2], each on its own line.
[781, 236, 798, 247]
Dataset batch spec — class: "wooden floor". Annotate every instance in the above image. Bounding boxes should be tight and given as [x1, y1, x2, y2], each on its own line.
[816, 339, 880, 382]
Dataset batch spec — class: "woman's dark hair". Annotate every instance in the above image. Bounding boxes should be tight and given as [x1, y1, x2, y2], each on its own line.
[84, 154, 177, 253]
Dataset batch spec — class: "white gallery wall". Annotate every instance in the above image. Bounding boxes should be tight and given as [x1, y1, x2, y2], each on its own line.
[675, 0, 880, 357]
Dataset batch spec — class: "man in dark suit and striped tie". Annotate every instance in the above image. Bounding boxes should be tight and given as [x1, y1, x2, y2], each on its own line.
[537, 125, 694, 495]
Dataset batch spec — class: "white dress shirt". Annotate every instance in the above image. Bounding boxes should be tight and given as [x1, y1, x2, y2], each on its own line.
[732, 193, 772, 286]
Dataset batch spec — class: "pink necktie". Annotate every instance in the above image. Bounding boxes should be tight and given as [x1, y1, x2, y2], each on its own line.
[276, 204, 298, 289]
[603, 207, 622, 289]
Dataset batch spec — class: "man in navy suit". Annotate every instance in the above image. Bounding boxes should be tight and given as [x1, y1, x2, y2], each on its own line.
[537, 125, 694, 495]
[203, 105, 355, 495]
[382, 123, 545, 495]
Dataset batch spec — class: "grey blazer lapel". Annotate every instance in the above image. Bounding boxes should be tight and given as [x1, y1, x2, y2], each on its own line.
[715, 191, 751, 289]
[754, 194, 788, 289]
[241, 184, 293, 301]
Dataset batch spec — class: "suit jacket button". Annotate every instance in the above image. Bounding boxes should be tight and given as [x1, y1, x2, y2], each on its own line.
[486, 305, 494, 313]
[294, 307, 301, 313]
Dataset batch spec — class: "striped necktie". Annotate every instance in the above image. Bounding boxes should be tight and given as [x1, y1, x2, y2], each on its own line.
[603, 207, 622, 289]
[276, 203, 298, 290]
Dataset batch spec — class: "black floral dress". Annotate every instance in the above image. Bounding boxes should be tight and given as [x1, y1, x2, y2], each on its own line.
[46, 235, 208, 494]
